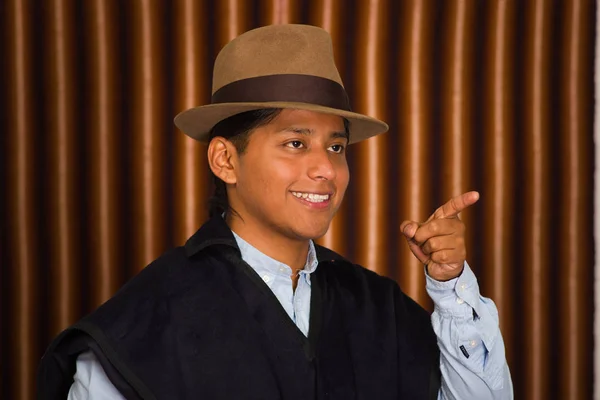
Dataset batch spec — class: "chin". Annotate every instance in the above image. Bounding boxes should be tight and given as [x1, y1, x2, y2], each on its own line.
[292, 220, 332, 240]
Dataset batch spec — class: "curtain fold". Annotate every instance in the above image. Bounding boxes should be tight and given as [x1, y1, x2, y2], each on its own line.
[128, 0, 169, 273]
[1, 1, 595, 399]
[481, 0, 516, 377]
[44, 0, 81, 337]
[521, 2, 553, 398]
[5, 3, 40, 399]
[84, 0, 123, 309]
[557, 1, 595, 397]
[396, 0, 436, 312]
[353, 0, 392, 276]
[172, 0, 211, 246]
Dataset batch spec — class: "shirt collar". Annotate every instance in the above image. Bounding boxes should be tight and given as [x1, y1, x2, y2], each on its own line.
[231, 231, 319, 279]
[184, 214, 348, 265]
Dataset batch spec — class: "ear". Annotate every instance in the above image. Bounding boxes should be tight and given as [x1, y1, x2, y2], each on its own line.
[207, 137, 238, 184]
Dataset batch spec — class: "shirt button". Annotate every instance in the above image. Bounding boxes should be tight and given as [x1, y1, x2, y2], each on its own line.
[279, 267, 285, 272]
[470, 340, 477, 347]
[459, 283, 466, 291]
[262, 275, 270, 283]
[456, 297, 465, 304]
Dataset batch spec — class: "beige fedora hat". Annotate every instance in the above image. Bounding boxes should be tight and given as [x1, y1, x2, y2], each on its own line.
[174, 24, 389, 144]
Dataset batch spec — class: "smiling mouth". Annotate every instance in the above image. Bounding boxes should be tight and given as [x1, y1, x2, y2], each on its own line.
[291, 191, 331, 203]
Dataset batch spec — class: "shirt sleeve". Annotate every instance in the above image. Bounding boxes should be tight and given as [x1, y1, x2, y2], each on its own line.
[426, 262, 513, 400]
[67, 351, 126, 400]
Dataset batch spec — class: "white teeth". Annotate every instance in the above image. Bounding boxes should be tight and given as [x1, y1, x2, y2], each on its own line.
[291, 192, 330, 203]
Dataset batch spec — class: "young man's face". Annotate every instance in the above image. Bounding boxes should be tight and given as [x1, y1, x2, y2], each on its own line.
[228, 109, 350, 242]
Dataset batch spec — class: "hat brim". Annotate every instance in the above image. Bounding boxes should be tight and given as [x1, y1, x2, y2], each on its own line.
[174, 102, 389, 145]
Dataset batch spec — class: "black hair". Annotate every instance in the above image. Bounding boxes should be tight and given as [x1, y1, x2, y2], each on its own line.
[207, 108, 351, 218]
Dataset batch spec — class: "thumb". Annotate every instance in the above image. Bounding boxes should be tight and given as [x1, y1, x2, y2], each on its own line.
[400, 220, 419, 239]
[400, 220, 429, 264]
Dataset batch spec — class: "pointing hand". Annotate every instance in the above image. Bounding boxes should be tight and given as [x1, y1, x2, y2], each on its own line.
[400, 191, 479, 281]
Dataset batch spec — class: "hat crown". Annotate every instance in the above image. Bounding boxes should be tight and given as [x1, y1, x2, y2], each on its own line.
[212, 24, 344, 94]
[174, 24, 388, 144]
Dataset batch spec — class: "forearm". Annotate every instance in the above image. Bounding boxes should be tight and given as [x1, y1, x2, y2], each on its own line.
[427, 263, 513, 400]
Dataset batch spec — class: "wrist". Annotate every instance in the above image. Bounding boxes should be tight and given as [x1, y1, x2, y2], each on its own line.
[426, 263, 465, 282]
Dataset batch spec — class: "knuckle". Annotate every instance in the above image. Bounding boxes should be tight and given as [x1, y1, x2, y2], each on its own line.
[422, 241, 433, 254]
[414, 227, 426, 243]
[450, 198, 458, 210]
[428, 237, 439, 252]
[435, 250, 448, 263]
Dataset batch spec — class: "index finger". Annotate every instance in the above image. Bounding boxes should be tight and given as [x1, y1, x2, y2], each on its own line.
[433, 191, 480, 219]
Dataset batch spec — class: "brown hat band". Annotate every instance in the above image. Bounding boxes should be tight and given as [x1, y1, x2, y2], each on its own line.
[211, 74, 352, 111]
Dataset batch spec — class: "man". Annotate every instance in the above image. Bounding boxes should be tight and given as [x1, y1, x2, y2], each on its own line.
[38, 24, 512, 399]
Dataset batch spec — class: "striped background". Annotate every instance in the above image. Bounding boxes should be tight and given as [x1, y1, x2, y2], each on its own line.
[1, 1, 596, 399]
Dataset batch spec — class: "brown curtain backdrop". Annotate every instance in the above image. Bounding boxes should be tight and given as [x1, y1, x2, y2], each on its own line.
[0, 1, 595, 399]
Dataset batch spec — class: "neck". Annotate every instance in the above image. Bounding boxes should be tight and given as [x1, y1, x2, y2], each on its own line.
[226, 214, 310, 272]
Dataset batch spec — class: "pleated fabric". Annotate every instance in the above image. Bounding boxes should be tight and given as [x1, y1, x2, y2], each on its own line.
[0, 1, 596, 399]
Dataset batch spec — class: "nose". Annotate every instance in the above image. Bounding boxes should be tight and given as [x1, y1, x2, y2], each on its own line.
[307, 148, 337, 181]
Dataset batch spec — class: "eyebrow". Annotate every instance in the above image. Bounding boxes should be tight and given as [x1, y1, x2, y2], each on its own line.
[278, 127, 349, 141]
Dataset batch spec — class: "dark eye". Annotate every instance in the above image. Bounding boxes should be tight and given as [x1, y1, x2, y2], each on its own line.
[285, 140, 305, 149]
[328, 144, 345, 154]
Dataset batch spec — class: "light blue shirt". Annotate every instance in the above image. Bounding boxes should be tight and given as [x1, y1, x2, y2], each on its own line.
[68, 235, 513, 399]
[427, 264, 513, 399]
[232, 232, 318, 337]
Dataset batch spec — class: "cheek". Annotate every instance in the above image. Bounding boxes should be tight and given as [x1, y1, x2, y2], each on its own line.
[239, 156, 294, 199]
[270, 158, 299, 181]
[336, 160, 350, 194]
